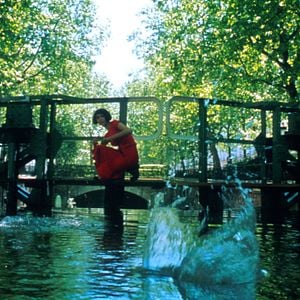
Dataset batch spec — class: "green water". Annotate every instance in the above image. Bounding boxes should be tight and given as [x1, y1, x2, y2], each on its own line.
[0, 209, 299, 299]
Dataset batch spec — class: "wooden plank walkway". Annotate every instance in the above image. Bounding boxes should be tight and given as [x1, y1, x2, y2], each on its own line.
[15, 176, 300, 191]
[17, 177, 166, 189]
[171, 177, 300, 190]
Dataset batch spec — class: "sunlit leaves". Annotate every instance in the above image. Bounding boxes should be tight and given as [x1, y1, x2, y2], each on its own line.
[137, 0, 299, 101]
[0, 0, 107, 97]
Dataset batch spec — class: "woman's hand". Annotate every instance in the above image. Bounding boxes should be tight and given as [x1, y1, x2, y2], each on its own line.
[101, 137, 111, 145]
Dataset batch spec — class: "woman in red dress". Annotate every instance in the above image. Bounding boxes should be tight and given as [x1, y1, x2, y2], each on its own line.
[92, 108, 139, 181]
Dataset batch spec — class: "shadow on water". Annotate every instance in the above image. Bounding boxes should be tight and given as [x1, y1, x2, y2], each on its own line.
[102, 221, 124, 250]
[255, 215, 300, 300]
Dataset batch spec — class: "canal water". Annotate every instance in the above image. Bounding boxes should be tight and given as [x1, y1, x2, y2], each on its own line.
[0, 206, 299, 299]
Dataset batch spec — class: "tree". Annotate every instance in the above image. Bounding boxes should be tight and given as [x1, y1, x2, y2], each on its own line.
[0, 0, 108, 97]
[0, 0, 114, 172]
[137, 0, 299, 102]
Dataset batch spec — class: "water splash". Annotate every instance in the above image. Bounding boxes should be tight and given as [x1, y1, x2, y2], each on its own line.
[143, 184, 259, 290]
[143, 207, 197, 273]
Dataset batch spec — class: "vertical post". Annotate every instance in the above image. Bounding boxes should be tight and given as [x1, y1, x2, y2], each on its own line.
[48, 102, 56, 179]
[197, 99, 223, 225]
[104, 179, 124, 225]
[47, 101, 57, 211]
[34, 98, 51, 215]
[261, 187, 287, 223]
[6, 143, 17, 215]
[260, 109, 267, 183]
[35, 98, 48, 179]
[272, 105, 282, 183]
[119, 98, 128, 124]
[198, 99, 207, 182]
[260, 105, 287, 222]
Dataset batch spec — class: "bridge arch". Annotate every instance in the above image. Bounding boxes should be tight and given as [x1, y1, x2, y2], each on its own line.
[73, 187, 159, 209]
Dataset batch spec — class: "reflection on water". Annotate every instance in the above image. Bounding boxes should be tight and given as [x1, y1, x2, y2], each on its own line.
[256, 218, 300, 300]
[0, 209, 299, 299]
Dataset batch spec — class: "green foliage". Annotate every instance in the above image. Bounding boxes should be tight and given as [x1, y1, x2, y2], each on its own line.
[0, 0, 113, 167]
[136, 0, 299, 102]
[0, 0, 109, 97]
[124, 0, 299, 169]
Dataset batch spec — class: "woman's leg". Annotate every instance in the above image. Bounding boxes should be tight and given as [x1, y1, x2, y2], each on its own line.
[93, 145, 124, 179]
[119, 145, 140, 181]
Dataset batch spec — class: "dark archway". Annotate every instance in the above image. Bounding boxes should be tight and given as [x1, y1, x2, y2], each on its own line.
[74, 189, 148, 209]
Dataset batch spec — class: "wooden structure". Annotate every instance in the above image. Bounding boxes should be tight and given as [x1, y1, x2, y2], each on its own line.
[0, 95, 299, 223]
[167, 97, 300, 223]
[0, 95, 163, 218]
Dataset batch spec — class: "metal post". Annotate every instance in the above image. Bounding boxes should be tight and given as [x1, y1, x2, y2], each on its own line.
[34, 98, 51, 215]
[119, 98, 128, 124]
[260, 109, 267, 183]
[47, 101, 57, 211]
[198, 99, 207, 182]
[48, 102, 56, 179]
[35, 98, 48, 179]
[197, 100, 222, 225]
[6, 142, 17, 215]
[272, 106, 282, 183]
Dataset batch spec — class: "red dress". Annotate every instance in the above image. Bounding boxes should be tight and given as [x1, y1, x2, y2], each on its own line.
[93, 120, 139, 180]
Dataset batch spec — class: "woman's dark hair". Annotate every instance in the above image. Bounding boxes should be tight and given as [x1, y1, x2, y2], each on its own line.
[92, 108, 112, 124]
